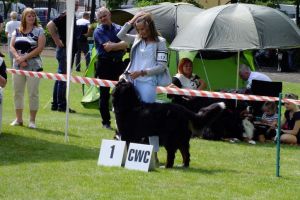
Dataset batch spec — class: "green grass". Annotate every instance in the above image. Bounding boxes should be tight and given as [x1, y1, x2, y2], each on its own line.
[1, 54, 300, 199]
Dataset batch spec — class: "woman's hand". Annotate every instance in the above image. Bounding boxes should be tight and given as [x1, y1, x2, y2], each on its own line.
[15, 54, 26, 65]
[129, 71, 143, 80]
[129, 11, 146, 24]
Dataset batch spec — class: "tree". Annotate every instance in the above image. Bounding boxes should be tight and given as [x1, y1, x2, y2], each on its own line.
[91, 0, 96, 23]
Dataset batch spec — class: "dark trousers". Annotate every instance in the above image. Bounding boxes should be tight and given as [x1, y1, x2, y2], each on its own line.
[97, 57, 125, 125]
[75, 40, 90, 70]
[52, 47, 67, 109]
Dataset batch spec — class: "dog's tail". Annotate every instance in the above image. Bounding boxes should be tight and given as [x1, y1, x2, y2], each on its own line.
[190, 102, 226, 135]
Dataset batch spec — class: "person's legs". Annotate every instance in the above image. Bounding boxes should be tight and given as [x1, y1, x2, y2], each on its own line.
[55, 47, 67, 111]
[99, 86, 111, 127]
[27, 76, 40, 125]
[134, 80, 159, 165]
[75, 40, 81, 71]
[12, 74, 26, 124]
[280, 134, 297, 145]
[51, 80, 58, 110]
[82, 41, 90, 69]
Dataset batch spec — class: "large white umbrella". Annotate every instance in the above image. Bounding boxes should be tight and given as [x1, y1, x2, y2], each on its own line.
[170, 3, 300, 51]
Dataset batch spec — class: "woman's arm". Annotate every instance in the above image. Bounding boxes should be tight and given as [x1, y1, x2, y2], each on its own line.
[10, 33, 23, 65]
[117, 22, 135, 44]
[198, 79, 207, 90]
[144, 38, 168, 76]
[282, 120, 300, 135]
[23, 29, 46, 60]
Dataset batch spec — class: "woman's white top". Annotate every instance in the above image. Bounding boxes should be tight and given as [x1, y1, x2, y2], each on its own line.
[129, 40, 157, 82]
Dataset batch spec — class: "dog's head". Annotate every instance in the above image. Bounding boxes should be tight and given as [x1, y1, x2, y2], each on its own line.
[192, 102, 226, 132]
[112, 79, 141, 113]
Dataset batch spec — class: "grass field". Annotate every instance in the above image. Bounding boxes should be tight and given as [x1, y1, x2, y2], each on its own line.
[1, 54, 300, 200]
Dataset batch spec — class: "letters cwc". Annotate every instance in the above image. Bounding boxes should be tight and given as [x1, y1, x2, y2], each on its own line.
[127, 149, 151, 163]
[125, 143, 154, 172]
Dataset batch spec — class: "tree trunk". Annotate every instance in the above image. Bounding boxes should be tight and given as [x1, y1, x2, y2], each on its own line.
[91, 0, 96, 24]
[47, 0, 52, 24]
[296, 0, 300, 26]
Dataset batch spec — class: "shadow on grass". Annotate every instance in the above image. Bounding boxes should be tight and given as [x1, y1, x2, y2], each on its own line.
[154, 165, 239, 174]
[155, 161, 239, 174]
[0, 132, 98, 166]
[33, 127, 81, 138]
[223, 140, 300, 150]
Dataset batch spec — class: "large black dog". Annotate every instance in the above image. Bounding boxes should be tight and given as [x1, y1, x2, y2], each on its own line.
[112, 80, 225, 168]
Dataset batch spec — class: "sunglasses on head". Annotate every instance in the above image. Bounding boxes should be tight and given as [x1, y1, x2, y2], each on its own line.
[285, 93, 298, 100]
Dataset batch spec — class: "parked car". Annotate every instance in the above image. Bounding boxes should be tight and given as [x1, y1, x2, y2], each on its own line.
[33, 7, 59, 26]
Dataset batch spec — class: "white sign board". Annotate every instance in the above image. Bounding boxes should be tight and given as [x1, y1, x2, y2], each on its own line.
[98, 139, 126, 167]
[125, 143, 154, 172]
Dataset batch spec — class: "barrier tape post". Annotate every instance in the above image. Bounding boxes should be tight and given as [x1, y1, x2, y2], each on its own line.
[276, 93, 282, 177]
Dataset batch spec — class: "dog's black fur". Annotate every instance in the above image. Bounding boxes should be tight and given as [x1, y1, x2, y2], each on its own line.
[112, 80, 225, 168]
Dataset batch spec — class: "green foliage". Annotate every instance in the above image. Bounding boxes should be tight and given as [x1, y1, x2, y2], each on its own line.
[44, 28, 55, 48]
[135, 0, 159, 7]
[186, 0, 204, 8]
[106, 0, 128, 9]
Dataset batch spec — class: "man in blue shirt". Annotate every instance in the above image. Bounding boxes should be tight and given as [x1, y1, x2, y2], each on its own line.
[94, 7, 127, 130]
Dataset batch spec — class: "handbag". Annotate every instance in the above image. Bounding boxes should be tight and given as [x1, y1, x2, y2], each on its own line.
[156, 67, 171, 86]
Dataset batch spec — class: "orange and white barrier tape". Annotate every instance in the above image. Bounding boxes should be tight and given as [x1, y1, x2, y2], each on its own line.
[7, 68, 300, 105]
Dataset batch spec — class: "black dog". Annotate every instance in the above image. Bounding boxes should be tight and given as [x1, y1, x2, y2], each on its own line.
[112, 80, 225, 168]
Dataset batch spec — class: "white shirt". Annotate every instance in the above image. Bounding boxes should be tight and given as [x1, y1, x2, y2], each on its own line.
[247, 71, 272, 89]
[76, 18, 90, 26]
[130, 41, 157, 82]
[5, 20, 21, 38]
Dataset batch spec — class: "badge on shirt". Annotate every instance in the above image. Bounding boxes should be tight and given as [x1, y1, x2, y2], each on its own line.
[156, 51, 168, 62]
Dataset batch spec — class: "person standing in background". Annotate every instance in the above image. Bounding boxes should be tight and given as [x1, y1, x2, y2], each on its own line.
[93, 7, 127, 130]
[48, 1, 78, 113]
[75, 12, 90, 72]
[5, 11, 21, 66]
[0, 13, 5, 57]
[10, 8, 46, 128]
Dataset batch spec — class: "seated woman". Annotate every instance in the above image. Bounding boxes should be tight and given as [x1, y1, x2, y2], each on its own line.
[280, 93, 300, 145]
[168, 58, 207, 112]
[254, 101, 278, 142]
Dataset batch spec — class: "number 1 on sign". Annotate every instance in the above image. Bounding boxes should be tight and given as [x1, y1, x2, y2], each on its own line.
[110, 145, 115, 158]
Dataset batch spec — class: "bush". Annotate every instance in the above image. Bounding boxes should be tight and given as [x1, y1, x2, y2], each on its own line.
[44, 28, 56, 48]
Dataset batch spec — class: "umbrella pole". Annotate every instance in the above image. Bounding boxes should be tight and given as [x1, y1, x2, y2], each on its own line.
[235, 50, 240, 107]
[276, 93, 282, 177]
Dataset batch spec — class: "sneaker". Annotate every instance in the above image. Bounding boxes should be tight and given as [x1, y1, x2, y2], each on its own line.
[58, 107, 76, 113]
[102, 124, 113, 130]
[28, 122, 36, 129]
[10, 119, 23, 126]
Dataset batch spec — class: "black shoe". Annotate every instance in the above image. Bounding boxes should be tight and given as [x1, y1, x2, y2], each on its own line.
[58, 107, 76, 113]
[0, 52, 5, 57]
[102, 124, 113, 130]
[51, 106, 58, 111]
